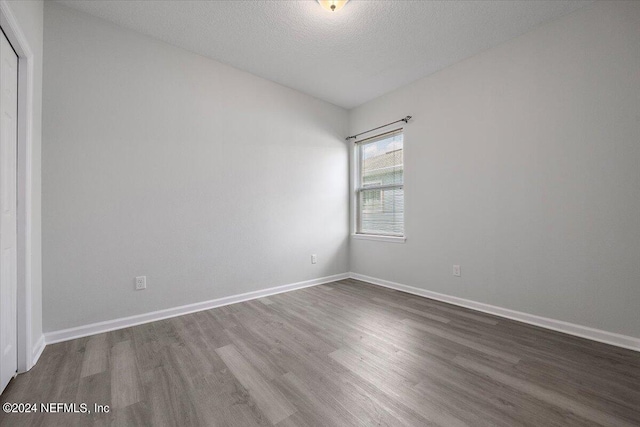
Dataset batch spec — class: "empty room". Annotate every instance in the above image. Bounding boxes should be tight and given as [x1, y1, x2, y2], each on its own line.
[0, 0, 639, 425]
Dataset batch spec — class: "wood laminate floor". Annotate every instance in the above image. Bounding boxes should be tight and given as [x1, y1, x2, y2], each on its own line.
[1, 279, 639, 426]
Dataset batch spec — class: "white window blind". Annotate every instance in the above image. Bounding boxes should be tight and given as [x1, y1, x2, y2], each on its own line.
[356, 130, 404, 236]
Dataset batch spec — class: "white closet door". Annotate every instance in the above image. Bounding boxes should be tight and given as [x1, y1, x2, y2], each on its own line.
[0, 28, 18, 394]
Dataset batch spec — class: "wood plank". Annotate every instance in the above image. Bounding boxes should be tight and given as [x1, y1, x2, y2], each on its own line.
[454, 356, 639, 427]
[110, 340, 142, 409]
[329, 346, 469, 427]
[370, 297, 451, 323]
[80, 333, 109, 378]
[409, 298, 500, 325]
[402, 318, 521, 364]
[216, 344, 296, 424]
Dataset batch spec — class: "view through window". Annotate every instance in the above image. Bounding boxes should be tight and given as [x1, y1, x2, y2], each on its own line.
[356, 131, 404, 236]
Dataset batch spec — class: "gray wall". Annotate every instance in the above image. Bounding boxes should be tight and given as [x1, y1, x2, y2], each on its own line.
[349, 1, 640, 338]
[42, 3, 349, 332]
[43, 1, 640, 339]
[5, 0, 43, 352]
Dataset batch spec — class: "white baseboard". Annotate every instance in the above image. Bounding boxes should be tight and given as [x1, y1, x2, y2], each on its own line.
[44, 273, 350, 345]
[349, 273, 640, 352]
[31, 334, 45, 368]
[42, 271, 640, 353]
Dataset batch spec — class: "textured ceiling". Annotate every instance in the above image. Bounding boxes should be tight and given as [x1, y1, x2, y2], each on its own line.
[55, 0, 593, 109]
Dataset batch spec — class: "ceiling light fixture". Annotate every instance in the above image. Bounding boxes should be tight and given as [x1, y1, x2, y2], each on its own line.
[318, 0, 349, 12]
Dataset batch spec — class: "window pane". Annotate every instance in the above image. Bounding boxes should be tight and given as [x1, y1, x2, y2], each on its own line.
[360, 133, 403, 188]
[359, 187, 404, 236]
[356, 131, 404, 236]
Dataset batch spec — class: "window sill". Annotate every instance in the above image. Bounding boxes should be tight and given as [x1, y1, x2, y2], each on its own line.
[351, 234, 406, 243]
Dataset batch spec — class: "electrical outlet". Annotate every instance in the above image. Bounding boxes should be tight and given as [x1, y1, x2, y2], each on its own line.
[135, 276, 147, 290]
[311, 254, 317, 264]
[452, 265, 461, 277]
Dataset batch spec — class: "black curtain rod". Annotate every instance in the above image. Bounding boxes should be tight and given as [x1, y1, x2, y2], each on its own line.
[345, 116, 412, 141]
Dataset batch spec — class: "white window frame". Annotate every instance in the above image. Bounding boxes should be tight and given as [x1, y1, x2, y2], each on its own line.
[352, 128, 406, 243]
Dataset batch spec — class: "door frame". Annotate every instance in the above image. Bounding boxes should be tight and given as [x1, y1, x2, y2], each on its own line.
[0, 0, 36, 373]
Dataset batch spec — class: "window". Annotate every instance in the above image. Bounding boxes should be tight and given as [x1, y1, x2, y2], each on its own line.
[355, 130, 404, 237]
